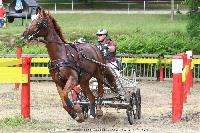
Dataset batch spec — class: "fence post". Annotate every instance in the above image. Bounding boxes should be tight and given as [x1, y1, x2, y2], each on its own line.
[171, 0, 175, 20]
[21, 57, 32, 119]
[128, 3, 130, 14]
[176, 4, 179, 11]
[25, 13, 28, 26]
[72, 0, 74, 11]
[15, 47, 22, 89]
[159, 66, 164, 81]
[172, 55, 183, 123]
[54, 3, 57, 14]
[158, 54, 164, 82]
[144, 1, 146, 11]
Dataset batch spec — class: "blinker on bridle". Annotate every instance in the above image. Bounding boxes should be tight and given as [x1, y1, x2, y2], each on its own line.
[27, 18, 48, 40]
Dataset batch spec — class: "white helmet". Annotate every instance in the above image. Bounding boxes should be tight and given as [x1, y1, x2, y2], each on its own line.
[96, 28, 108, 35]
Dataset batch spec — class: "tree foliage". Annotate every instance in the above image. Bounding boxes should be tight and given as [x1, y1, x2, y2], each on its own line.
[186, 0, 200, 39]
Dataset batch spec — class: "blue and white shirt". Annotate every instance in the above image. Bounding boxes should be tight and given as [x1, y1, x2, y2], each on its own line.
[15, 0, 23, 11]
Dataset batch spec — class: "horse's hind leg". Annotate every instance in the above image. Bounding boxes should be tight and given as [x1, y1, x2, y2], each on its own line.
[80, 77, 96, 118]
[104, 67, 118, 94]
[96, 69, 105, 117]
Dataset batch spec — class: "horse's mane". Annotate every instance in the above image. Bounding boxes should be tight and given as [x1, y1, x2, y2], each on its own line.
[49, 14, 67, 44]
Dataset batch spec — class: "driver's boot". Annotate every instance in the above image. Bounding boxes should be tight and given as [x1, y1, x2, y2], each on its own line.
[89, 102, 96, 118]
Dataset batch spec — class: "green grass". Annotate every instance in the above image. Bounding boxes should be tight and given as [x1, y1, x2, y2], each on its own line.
[0, 14, 187, 40]
[0, 116, 62, 132]
[56, 14, 186, 34]
[0, 14, 189, 54]
[1, 14, 187, 34]
[0, 116, 27, 128]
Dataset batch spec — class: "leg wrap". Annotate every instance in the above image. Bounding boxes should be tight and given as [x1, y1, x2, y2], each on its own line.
[66, 98, 77, 119]
[96, 96, 104, 105]
[90, 103, 96, 117]
[65, 97, 74, 108]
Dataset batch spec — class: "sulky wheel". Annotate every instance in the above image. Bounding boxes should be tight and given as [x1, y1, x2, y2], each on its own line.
[81, 104, 89, 119]
[136, 88, 141, 119]
[126, 92, 136, 125]
[126, 89, 141, 125]
[7, 16, 14, 23]
[126, 107, 134, 125]
[77, 90, 89, 119]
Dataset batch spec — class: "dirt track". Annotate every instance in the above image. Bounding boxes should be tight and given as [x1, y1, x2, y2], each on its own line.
[0, 81, 200, 132]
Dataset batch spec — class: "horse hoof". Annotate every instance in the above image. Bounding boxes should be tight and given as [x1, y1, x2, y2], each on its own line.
[75, 113, 85, 123]
[96, 109, 103, 117]
[75, 118, 84, 123]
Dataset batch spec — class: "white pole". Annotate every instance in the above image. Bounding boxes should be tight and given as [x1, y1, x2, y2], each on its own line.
[176, 4, 179, 11]
[144, 1, 146, 11]
[171, 0, 174, 20]
[72, 0, 74, 11]
[54, 3, 57, 14]
[128, 3, 130, 14]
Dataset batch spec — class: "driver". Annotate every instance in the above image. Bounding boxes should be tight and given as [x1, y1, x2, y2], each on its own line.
[96, 28, 120, 77]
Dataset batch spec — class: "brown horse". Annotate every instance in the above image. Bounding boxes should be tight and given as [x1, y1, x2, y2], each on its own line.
[22, 8, 117, 122]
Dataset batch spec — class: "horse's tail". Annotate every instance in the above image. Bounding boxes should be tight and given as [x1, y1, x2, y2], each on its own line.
[104, 66, 118, 93]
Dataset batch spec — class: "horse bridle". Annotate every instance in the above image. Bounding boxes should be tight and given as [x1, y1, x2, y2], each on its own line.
[27, 18, 48, 40]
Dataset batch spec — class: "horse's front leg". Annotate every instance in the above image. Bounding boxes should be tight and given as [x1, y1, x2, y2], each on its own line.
[63, 75, 84, 122]
[56, 84, 75, 116]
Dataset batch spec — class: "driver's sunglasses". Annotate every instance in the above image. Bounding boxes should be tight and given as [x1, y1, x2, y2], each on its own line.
[97, 34, 103, 36]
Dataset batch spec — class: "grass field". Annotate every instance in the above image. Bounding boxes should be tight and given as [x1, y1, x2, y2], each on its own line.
[0, 14, 190, 54]
[1, 14, 186, 34]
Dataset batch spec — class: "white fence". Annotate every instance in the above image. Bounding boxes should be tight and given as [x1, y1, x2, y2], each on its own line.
[38, 1, 186, 14]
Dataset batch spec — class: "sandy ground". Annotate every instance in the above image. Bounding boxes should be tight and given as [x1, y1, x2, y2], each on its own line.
[0, 81, 200, 132]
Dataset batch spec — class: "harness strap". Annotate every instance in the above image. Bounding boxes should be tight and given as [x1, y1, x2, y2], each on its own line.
[65, 98, 77, 119]
[80, 51, 107, 68]
[48, 59, 80, 74]
[68, 44, 84, 61]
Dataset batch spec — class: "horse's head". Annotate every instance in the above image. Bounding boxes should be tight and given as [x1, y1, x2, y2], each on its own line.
[22, 8, 51, 42]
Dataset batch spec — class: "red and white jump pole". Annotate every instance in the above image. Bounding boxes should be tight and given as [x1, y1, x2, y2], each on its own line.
[172, 54, 184, 123]
[186, 50, 193, 93]
[179, 53, 188, 104]
[172, 51, 194, 123]
[21, 57, 32, 119]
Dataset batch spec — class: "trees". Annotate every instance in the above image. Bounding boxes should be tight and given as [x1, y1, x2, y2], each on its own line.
[186, 0, 200, 39]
